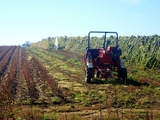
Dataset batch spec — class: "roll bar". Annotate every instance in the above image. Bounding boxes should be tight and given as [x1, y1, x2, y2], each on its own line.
[88, 31, 118, 49]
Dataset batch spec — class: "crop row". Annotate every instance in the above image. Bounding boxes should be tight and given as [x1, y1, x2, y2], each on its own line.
[0, 46, 62, 104]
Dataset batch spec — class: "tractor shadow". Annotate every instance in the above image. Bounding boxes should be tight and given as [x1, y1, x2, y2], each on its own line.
[125, 78, 149, 86]
[90, 78, 149, 86]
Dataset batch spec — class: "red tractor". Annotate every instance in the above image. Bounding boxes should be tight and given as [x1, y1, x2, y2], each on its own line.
[84, 31, 127, 83]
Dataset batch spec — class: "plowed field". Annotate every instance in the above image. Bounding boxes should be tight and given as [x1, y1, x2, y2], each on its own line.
[0, 46, 160, 120]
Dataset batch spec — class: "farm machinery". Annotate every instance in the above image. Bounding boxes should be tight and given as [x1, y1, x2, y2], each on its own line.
[84, 31, 127, 83]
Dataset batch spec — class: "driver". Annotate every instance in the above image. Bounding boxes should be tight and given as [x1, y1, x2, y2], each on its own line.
[111, 45, 121, 64]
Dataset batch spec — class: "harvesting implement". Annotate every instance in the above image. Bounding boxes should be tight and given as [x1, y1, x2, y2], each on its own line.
[84, 31, 127, 83]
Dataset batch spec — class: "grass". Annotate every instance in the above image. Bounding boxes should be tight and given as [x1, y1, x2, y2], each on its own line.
[50, 97, 63, 104]
[67, 58, 82, 66]
[43, 112, 59, 120]
[156, 75, 160, 81]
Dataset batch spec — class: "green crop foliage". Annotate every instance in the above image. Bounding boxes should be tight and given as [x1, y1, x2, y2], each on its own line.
[31, 34, 160, 72]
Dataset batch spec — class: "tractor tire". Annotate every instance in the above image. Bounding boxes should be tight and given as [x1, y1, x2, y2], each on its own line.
[120, 68, 127, 84]
[85, 68, 92, 83]
[96, 70, 100, 78]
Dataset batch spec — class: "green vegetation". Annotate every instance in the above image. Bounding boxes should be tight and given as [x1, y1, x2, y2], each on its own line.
[31, 34, 160, 71]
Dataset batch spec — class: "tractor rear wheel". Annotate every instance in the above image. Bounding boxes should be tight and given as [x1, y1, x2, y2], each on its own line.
[95, 70, 100, 78]
[85, 68, 92, 83]
[120, 68, 127, 84]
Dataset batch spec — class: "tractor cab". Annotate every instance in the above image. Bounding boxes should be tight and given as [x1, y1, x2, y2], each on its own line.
[84, 31, 127, 83]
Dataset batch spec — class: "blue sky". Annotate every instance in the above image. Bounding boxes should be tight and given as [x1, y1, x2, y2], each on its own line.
[0, 0, 160, 45]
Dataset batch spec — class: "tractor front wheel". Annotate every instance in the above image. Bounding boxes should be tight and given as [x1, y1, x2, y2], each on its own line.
[85, 68, 92, 83]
